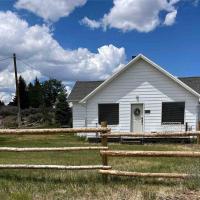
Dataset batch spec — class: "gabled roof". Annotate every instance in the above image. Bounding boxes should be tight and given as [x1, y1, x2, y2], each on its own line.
[68, 54, 200, 103]
[78, 54, 200, 103]
[68, 81, 104, 102]
[68, 77, 200, 102]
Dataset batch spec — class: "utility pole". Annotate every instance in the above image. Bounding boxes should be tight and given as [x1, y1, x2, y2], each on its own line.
[13, 53, 21, 128]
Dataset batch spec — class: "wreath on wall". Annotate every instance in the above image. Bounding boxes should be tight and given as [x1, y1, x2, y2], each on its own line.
[134, 108, 141, 116]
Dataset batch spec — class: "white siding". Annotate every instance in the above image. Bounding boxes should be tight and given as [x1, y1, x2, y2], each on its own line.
[72, 103, 86, 128]
[73, 103, 98, 137]
[83, 59, 199, 132]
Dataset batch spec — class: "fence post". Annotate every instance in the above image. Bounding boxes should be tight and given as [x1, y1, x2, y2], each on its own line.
[197, 122, 200, 144]
[197, 135, 200, 145]
[101, 121, 108, 183]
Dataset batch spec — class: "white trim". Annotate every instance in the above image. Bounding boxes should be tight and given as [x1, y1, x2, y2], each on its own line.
[80, 54, 200, 103]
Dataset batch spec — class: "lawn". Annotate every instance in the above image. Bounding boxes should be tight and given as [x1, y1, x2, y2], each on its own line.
[0, 134, 199, 200]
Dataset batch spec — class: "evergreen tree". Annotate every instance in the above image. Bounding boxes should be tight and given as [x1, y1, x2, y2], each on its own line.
[42, 79, 65, 108]
[55, 91, 71, 125]
[0, 100, 4, 107]
[28, 82, 33, 106]
[9, 76, 29, 109]
[19, 76, 29, 109]
[28, 77, 43, 108]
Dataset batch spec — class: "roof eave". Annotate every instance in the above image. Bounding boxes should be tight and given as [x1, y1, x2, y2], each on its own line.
[140, 55, 200, 98]
[80, 54, 200, 103]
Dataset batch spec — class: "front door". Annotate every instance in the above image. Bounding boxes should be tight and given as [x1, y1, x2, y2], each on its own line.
[131, 104, 143, 132]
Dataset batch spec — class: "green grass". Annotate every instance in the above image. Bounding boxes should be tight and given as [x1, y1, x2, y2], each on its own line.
[0, 134, 199, 199]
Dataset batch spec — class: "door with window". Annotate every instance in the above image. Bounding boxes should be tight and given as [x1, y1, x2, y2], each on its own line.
[131, 104, 143, 132]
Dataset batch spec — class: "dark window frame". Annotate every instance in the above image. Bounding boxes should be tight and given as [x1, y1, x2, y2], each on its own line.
[98, 103, 119, 125]
[161, 102, 185, 125]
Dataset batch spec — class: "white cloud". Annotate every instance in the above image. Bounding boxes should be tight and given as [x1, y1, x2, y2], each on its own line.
[0, 92, 14, 104]
[164, 10, 177, 26]
[15, 0, 87, 22]
[0, 11, 126, 103]
[80, 17, 101, 29]
[193, 0, 199, 6]
[81, 0, 180, 32]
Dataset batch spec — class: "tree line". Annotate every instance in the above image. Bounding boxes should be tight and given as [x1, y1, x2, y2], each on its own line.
[8, 76, 71, 126]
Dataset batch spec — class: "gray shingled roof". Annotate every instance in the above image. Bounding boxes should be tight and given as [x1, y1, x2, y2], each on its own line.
[68, 81, 104, 101]
[68, 77, 200, 102]
[179, 77, 200, 94]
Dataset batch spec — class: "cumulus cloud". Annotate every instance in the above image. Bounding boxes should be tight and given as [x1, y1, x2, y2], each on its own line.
[164, 10, 177, 26]
[0, 92, 14, 105]
[80, 17, 101, 29]
[15, 0, 87, 22]
[81, 0, 180, 32]
[0, 11, 126, 103]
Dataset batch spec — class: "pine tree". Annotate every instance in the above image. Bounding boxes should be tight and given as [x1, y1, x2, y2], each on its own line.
[9, 76, 29, 109]
[28, 77, 43, 108]
[55, 91, 71, 125]
[0, 100, 4, 107]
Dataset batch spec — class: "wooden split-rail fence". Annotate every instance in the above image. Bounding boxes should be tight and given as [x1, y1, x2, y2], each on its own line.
[100, 129, 200, 182]
[0, 127, 111, 171]
[0, 125, 200, 182]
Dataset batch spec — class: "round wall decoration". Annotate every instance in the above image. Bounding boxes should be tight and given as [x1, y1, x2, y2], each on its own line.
[134, 108, 141, 116]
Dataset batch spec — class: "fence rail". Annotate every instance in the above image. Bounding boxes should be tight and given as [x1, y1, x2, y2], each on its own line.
[0, 127, 111, 173]
[0, 126, 200, 182]
[99, 129, 200, 182]
[0, 127, 110, 135]
[100, 150, 200, 158]
[0, 146, 108, 152]
[101, 131, 200, 137]
[99, 170, 191, 179]
[0, 164, 111, 170]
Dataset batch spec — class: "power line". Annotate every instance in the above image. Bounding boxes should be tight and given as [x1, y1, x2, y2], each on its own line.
[16, 57, 57, 80]
[16, 57, 37, 71]
[0, 56, 12, 62]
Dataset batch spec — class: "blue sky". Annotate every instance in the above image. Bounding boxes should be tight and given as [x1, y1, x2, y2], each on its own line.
[57, 1, 200, 77]
[0, 0, 199, 102]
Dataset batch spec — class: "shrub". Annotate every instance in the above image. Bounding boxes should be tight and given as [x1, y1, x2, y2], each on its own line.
[0, 106, 18, 116]
[3, 116, 18, 128]
[21, 108, 41, 116]
[27, 113, 43, 123]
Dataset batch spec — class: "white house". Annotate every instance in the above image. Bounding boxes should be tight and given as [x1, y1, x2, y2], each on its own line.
[68, 54, 200, 135]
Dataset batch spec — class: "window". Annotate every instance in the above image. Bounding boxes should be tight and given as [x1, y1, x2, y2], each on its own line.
[162, 102, 185, 124]
[98, 104, 119, 125]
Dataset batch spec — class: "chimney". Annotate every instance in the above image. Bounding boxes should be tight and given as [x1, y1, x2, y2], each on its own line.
[132, 55, 136, 59]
